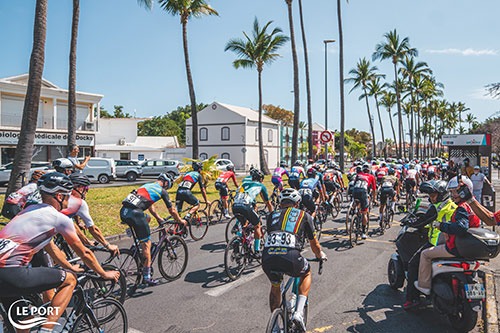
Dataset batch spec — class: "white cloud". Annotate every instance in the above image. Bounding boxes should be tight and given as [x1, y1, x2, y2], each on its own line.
[469, 88, 498, 101]
[425, 48, 497, 56]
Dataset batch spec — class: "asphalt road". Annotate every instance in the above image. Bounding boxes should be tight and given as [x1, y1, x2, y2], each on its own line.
[112, 201, 484, 333]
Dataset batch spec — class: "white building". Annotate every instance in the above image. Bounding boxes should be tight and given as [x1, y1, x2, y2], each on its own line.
[0, 74, 101, 164]
[95, 118, 184, 161]
[185, 102, 280, 171]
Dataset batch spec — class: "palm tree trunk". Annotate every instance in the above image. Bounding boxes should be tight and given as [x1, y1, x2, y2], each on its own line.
[374, 94, 386, 159]
[182, 21, 198, 159]
[286, 0, 300, 163]
[409, 90, 415, 160]
[393, 64, 404, 159]
[363, 87, 376, 158]
[388, 108, 397, 156]
[6, 0, 47, 197]
[258, 70, 270, 174]
[67, 0, 79, 151]
[337, 0, 346, 169]
[297, 0, 312, 161]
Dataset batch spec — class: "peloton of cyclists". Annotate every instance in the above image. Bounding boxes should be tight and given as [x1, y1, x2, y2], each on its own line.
[351, 164, 377, 239]
[271, 161, 290, 192]
[288, 160, 306, 190]
[214, 164, 239, 219]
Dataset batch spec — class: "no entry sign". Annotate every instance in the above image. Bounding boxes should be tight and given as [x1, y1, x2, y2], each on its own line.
[320, 130, 333, 144]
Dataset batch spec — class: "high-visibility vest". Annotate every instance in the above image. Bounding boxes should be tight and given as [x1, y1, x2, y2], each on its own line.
[427, 199, 457, 246]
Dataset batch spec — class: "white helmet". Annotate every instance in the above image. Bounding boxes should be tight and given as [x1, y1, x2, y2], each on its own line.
[447, 175, 473, 193]
[279, 188, 302, 204]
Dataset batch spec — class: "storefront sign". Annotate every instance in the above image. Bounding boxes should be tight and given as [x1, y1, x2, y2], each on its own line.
[0, 130, 94, 146]
[441, 134, 491, 146]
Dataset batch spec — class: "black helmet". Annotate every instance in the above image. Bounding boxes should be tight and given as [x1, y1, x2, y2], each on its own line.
[420, 180, 449, 202]
[226, 164, 234, 171]
[69, 173, 91, 187]
[294, 160, 303, 166]
[251, 169, 264, 181]
[362, 164, 370, 172]
[356, 166, 363, 173]
[38, 172, 73, 195]
[280, 161, 287, 168]
[52, 158, 73, 173]
[306, 168, 316, 178]
[388, 168, 395, 175]
[158, 173, 173, 189]
[192, 162, 202, 171]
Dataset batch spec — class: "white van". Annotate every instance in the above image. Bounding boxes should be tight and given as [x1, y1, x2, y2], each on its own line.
[80, 157, 116, 183]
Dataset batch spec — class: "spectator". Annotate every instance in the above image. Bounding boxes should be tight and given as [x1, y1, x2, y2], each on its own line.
[67, 144, 90, 172]
[470, 165, 491, 203]
[461, 158, 474, 178]
[446, 160, 458, 180]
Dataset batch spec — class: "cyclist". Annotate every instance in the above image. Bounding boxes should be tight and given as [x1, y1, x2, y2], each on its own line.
[2, 170, 45, 219]
[271, 161, 289, 192]
[351, 165, 377, 239]
[403, 180, 456, 310]
[121, 173, 185, 285]
[0, 172, 119, 333]
[322, 163, 343, 206]
[232, 169, 273, 258]
[299, 168, 325, 217]
[176, 161, 210, 220]
[288, 160, 306, 190]
[378, 168, 399, 227]
[214, 164, 239, 218]
[404, 163, 420, 198]
[52, 158, 75, 175]
[262, 188, 327, 332]
[61, 173, 119, 256]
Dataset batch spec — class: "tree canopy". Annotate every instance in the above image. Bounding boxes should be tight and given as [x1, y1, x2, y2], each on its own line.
[263, 104, 293, 126]
[100, 105, 131, 118]
[137, 116, 182, 137]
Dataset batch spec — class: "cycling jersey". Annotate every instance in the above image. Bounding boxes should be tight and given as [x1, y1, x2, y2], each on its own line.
[353, 173, 376, 192]
[300, 177, 322, 192]
[265, 207, 315, 251]
[122, 182, 172, 211]
[2, 183, 42, 219]
[406, 169, 418, 180]
[178, 171, 205, 190]
[215, 170, 237, 185]
[381, 175, 398, 189]
[0, 204, 79, 268]
[234, 180, 269, 205]
[61, 195, 94, 228]
[272, 167, 289, 179]
[289, 166, 305, 180]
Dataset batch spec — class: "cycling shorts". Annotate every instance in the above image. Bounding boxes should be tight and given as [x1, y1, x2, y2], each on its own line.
[232, 202, 260, 226]
[288, 179, 300, 190]
[352, 188, 369, 212]
[300, 193, 316, 214]
[120, 206, 151, 242]
[405, 179, 416, 192]
[176, 188, 199, 212]
[0, 266, 66, 298]
[215, 182, 229, 198]
[324, 181, 339, 193]
[271, 177, 284, 190]
[262, 249, 310, 285]
[380, 187, 395, 205]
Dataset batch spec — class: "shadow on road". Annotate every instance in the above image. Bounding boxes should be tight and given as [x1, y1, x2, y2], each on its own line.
[200, 241, 226, 254]
[184, 261, 262, 289]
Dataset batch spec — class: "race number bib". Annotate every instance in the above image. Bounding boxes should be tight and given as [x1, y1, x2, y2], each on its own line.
[0, 239, 18, 255]
[179, 181, 193, 189]
[290, 172, 300, 178]
[265, 232, 296, 248]
[234, 192, 252, 205]
[124, 192, 141, 207]
[299, 188, 312, 197]
[382, 181, 393, 188]
[354, 180, 368, 189]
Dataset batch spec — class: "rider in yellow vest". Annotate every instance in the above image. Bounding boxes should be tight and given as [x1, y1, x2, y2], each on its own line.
[403, 180, 456, 310]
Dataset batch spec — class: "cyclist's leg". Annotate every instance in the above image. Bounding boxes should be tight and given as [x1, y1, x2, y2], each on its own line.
[185, 190, 200, 216]
[220, 185, 230, 216]
[248, 205, 262, 252]
[262, 256, 285, 312]
[43, 272, 77, 330]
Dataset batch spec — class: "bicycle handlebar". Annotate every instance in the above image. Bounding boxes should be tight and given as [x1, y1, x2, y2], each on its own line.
[306, 257, 325, 275]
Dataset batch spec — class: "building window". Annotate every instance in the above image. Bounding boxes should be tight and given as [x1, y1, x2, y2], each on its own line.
[221, 127, 230, 141]
[120, 152, 130, 160]
[221, 152, 230, 160]
[255, 128, 259, 142]
[268, 129, 273, 142]
[200, 127, 208, 141]
[199, 153, 208, 160]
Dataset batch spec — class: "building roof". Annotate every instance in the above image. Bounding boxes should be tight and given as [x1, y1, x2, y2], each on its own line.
[215, 102, 278, 124]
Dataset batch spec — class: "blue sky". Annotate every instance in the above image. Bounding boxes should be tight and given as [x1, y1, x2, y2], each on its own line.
[0, 0, 499, 138]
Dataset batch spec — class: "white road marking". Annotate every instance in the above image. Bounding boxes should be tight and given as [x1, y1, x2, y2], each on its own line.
[129, 329, 145, 333]
[205, 269, 264, 297]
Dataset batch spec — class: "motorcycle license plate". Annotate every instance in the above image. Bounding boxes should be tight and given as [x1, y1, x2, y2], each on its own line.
[465, 283, 485, 299]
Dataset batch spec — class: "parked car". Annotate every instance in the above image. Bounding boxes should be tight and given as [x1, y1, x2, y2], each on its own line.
[140, 159, 182, 178]
[115, 160, 143, 182]
[0, 161, 51, 186]
[215, 159, 234, 171]
[80, 157, 116, 184]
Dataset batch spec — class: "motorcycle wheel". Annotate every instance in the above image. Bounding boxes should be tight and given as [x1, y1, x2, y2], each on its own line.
[387, 258, 405, 290]
[448, 301, 478, 333]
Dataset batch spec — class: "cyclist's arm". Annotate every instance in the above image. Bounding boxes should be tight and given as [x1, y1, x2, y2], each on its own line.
[305, 215, 322, 258]
[260, 188, 273, 212]
[199, 177, 209, 203]
[148, 204, 163, 223]
[231, 172, 238, 188]
[44, 240, 81, 272]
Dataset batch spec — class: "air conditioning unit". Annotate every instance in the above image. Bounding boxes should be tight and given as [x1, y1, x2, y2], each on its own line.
[84, 121, 96, 131]
[118, 138, 126, 145]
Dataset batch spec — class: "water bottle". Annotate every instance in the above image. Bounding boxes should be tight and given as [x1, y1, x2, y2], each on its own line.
[286, 294, 297, 312]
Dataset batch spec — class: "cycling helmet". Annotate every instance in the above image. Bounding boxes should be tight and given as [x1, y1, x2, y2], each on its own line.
[356, 166, 363, 173]
[380, 162, 387, 167]
[52, 158, 74, 173]
[251, 169, 265, 181]
[447, 175, 473, 194]
[388, 168, 395, 175]
[158, 173, 173, 189]
[409, 163, 415, 169]
[280, 161, 287, 168]
[279, 188, 302, 204]
[192, 162, 203, 171]
[294, 160, 303, 167]
[397, 159, 403, 164]
[226, 164, 234, 171]
[38, 172, 73, 195]
[362, 164, 370, 173]
[69, 173, 91, 187]
[30, 170, 46, 182]
[306, 167, 317, 178]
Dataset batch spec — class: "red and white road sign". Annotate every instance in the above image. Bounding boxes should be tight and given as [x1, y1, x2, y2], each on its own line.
[320, 130, 333, 144]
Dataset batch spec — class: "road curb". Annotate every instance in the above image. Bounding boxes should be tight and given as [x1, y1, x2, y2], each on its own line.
[105, 232, 129, 243]
[485, 272, 499, 333]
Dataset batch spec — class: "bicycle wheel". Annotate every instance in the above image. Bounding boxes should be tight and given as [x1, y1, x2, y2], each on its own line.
[265, 308, 286, 333]
[386, 209, 394, 229]
[209, 200, 223, 224]
[71, 298, 128, 333]
[158, 235, 188, 281]
[349, 214, 359, 247]
[224, 236, 246, 281]
[331, 194, 341, 219]
[225, 216, 242, 243]
[189, 210, 209, 241]
[82, 264, 127, 304]
[108, 248, 140, 293]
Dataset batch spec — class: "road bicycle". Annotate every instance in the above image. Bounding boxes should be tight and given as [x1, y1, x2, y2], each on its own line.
[405, 181, 417, 212]
[224, 215, 267, 281]
[225, 209, 268, 243]
[265, 258, 324, 333]
[379, 195, 395, 235]
[269, 185, 281, 209]
[209, 189, 236, 224]
[348, 199, 369, 247]
[113, 219, 188, 295]
[176, 202, 210, 240]
[313, 203, 328, 240]
[326, 189, 343, 219]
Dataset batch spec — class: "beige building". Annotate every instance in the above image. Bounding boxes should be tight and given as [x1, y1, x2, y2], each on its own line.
[0, 74, 102, 164]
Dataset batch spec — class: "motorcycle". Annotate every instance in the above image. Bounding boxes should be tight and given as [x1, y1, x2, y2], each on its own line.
[388, 201, 500, 332]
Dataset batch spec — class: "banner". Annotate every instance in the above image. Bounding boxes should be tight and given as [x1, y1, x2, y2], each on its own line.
[441, 134, 490, 146]
[0, 130, 94, 146]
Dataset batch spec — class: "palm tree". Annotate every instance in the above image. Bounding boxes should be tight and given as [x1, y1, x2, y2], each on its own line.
[346, 58, 378, 158]
[366, 76, 387, 158]
[6, 0, 47, 196]
[373, 29, 417, 159]
[297, 0, 313, 161]
[284, 0, 301, 163]
[465, 113, 477, 131]
[457, 102, 469, 134]
[380, 90, 398, 155]
[225, 18, 289, 174]
[337, 0, 347, 170]
[139, 0, 218, 159]
[67, 0, 80, 150]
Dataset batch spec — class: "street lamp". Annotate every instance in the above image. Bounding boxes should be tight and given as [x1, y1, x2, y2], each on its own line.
[324, 39, 335, 160]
